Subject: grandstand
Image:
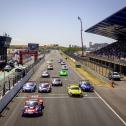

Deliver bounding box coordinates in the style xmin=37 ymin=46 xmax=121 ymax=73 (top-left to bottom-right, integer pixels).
xmin=85 ymin=6 xmax=126 ymax=74
xmin=92 ymin=41 xmax=126 ymax=63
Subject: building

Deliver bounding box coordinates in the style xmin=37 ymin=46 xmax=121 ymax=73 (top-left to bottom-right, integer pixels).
xmin=0 ymin=34 xmax=12 ymax=68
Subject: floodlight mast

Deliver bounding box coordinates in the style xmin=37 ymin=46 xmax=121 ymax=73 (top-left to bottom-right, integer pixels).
xmin=78 ymin=16 xmax=84 ymax=56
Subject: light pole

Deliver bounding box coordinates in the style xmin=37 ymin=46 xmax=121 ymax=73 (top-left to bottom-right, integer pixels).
xmin=78 ymin=16 xmax=84 ymax=56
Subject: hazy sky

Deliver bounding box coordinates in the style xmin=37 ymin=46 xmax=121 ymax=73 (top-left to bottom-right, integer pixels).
xmin=0 ymin=0 xmax=126 ymax=47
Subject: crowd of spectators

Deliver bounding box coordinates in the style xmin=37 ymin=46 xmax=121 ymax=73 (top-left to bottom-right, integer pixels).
xmin=91 ymin=41 xmax=126 ymax=63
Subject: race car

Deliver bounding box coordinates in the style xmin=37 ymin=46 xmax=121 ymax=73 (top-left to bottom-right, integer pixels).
xmin=47 ymin=64 xmax=53 ymax=70
xmin=108 ymin=71 xmax=121 ymax=80
xmin=79 ymin=80 xmax=94 ymax=92
xmin=22 ymin=81 xmax=37 ymax=92
xmin=67 ymin=84 xmax=83 ymax=97
xmin=61 ymin=61 xmax=66 ymax=65
xmin=59 ymin=70 xmax=68 ymax=76
xmin=61 ymin=65 xmax=68 ymax=70
xmin=38 ymin=81 xmax=52 ymax=93
xmin=22 ymin=95 xmax=44 ymax=117
xmin=58 ymin=59 xmax=63 ymax=63
xmin=41 ymin=70 xmax=50 ymax=78
xmin=51 ymin=77 xmax=62 ymax=86
xmin=47 ymin=60 xmax=53 ymax=65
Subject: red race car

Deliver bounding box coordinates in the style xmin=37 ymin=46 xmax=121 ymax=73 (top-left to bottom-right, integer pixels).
xmin=22 ymin=95 xmax=44 ymax=117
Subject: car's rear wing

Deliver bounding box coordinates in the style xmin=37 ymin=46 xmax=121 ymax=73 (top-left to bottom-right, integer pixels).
xmin=25 ymin=95 xmax=44 ymax=104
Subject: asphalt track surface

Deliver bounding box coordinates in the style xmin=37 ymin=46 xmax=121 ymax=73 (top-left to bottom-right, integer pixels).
xmin=0 ymin=50 xmax=125 ymax=126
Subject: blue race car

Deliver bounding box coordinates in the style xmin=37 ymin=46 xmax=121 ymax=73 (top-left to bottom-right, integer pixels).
xmin=79 ymin=80 xmax=94 ymax=92
xmin=22 ymin=81 xmax=37 ymax=92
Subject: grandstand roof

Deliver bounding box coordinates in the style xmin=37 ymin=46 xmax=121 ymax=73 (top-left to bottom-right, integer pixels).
xmin=85 ymin=7 xmax=126 ymax=40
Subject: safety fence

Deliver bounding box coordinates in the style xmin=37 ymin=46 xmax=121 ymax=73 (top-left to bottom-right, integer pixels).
xmin=0 ymin=55 xmax=45 ymax=113
xmin=63 ymin=52 xmax=111 ymax=83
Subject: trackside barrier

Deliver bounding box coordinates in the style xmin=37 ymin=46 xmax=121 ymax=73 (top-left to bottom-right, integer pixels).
xmin=0 ymin=55 xmax=45 ymax=113
xmin=62 ymin=52 xmax=110 ymax=84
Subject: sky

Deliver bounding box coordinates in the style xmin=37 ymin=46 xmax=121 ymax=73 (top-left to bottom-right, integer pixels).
xmin=0 ymin=0 xmax=126 ymax=47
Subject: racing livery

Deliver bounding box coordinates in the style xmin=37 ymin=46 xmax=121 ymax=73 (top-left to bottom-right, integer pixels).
xmin=59 ymin=70 xmax=68 ymax=76
xmin=52 ymin=77 xmax=62 ymax=86
xmin=41 ymin=70 xmax=50 ymax=78
xmin=79 ymin=80 xmax=94 ymax=92
xmin=67 ymin=84 xmax=83 ymax=97
xmin=38 ymin=81 xmax=52 ymax=93
xmin=22 ymin=95 xmax=44 ymax=117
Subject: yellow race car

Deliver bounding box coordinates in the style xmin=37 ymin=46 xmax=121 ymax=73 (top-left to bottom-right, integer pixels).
xmin=67 ymin=84 xmax=83 ymax=97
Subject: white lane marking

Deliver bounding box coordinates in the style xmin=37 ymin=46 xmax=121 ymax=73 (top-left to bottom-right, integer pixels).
xmin=16 ymin=96 xmax=69 ymax=99
xmin=83 ymin=96 xmax=99 ymax=99
xmin=95 ymin=91 xmax=126 ymax=126
xmin=0 ymin=95 xmax=2 ymax=100
xmin=46 ymin=94 xmax=67 ymax=95
xmin=66 ymin=58 xmax=126 ymax=126
xmin=41 ymin=96 xmax=69 ymax=99
xmin=16 ymin=96 xmax=99 ymax=99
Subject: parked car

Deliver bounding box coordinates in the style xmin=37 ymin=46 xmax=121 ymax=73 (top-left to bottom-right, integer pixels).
xmin=108 ymin=72 xmax=121 ymax=80
xmin=15 ymin=68 xmax=26 ymax=77
xmin=4 ymin=65 xmax=12 ymax=72
xmin=7 ymin=60 xmax=15 ymax=68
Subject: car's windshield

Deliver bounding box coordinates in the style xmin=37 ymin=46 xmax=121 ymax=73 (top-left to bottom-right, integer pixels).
xmin=71 ymin=87 xmax=79 ymax=90
xmin=54 ymin=79 xmax=60 ymax=81
xmin=82 ymin=83 xmax=91 ymax=86
xmin=26 ymin=83 xmax=34 ymax=87
xmin=15 ymin=69 xmax=22 ymax=72
xmin=62 ymin=70 xmax=66 ymax=73
xmin=40 ymin=84 xmax=49 ymax=88
xmin=113 ymin=73 xmax=119 ymax=75
xmin=26 ymin=101 xmax=38 ymax=107
xmin=82 ymin=82 xmax=91 ymax=86
xmin=43 ymin=71 xmax=48 ymax=74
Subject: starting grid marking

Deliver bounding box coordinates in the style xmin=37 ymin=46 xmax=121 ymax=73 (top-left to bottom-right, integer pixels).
xmin=16 ymin=94 xmax=99 ymax=99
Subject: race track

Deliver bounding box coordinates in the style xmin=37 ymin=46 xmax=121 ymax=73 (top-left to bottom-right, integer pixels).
xmin=0 ymin=50 xmax=125 ymax=126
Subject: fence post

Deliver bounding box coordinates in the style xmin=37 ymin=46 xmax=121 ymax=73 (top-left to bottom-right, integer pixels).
xmin=3 ymin=83 xmax=6 ymax=96
xmin=13 ymin=78 xmax=15 ymax=87
xmin=8 ymin=79 xmax=10 ymax=90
